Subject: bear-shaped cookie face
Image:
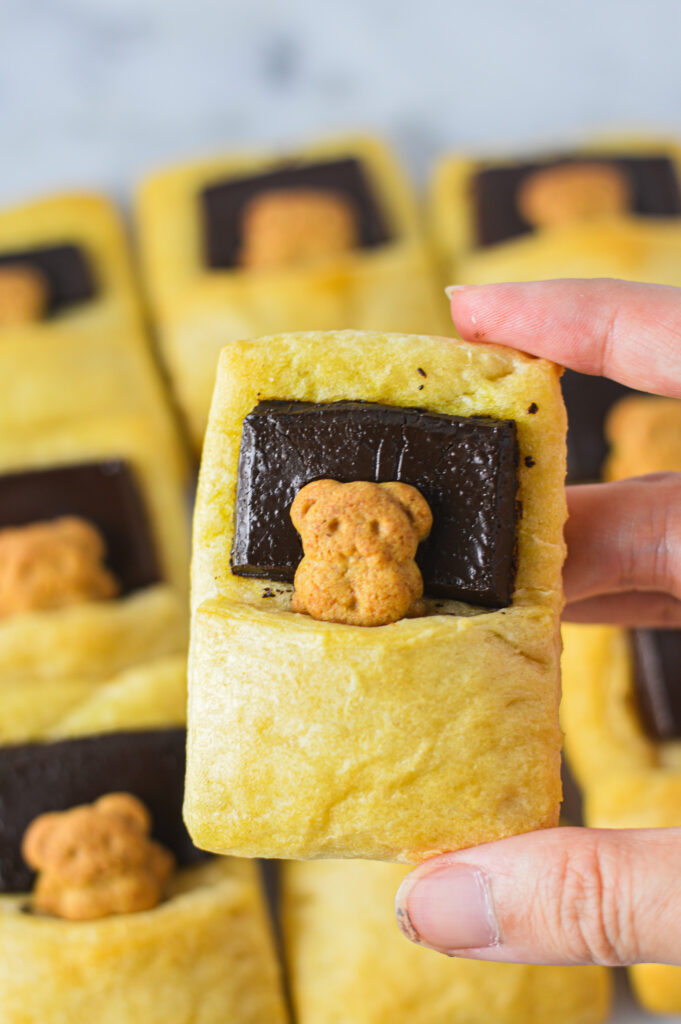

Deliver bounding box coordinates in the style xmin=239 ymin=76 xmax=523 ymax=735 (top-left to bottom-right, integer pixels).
xmin=517 ymin=161 xmax=631 ymax=229
xmin=238 ymin=188 xmax=358 ymax=269
xmin=290 ymin=479 xmax=432 ymax=627
xmin=0 ymin=265 xmax=47 ymax=326
xmin=0 ymin=515 xmax=120 ymax=619
xmin=22 ymin=793 xmax=175 ymax=921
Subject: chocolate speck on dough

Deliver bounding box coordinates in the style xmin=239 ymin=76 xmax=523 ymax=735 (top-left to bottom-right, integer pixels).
xmin=417 ymin=384 xmax=424 ymax=391
xmin=524 ymin=456 xmax=536 ymax=468
xmin=262 ymin=587 xmax=275 ymax=598
xmin=417 ymin=367 xmax=427 ymax=378
xmin=527 ymin=403 xmax=538 ymax=414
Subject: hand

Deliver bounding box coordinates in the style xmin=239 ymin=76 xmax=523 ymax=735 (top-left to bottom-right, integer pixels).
xmin=395 ymin=279 xmax=681 ymax=967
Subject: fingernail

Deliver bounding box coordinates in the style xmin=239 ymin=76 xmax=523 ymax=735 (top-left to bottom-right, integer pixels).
xmin=396 ymin=863 xmax=499 ymax=954
xmin=445 ymin=285 xmax=467 ymax=299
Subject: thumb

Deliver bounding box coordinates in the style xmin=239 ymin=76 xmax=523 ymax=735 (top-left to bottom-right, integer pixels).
xmin=395 ymin=827 xmax=681 ymax=966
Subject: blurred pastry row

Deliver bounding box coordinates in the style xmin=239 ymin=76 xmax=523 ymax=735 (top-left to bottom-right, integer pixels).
xmin=5 ymin=133 xmax=681 ymax=466
xmin=2 ymin=132 xmax=681 ymax=1021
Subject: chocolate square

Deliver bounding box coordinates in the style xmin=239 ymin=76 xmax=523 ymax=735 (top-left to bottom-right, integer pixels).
xmin=632 ymin=629 xmax=681 ymax=741
xmin=473 ymin=155 xmax=681 ymax=248
xmin=231 ymin=401 xmax=518 ymax=608
xmin=200 ymin=157 xmax=391 ymax=268
xmin=0 ymin=729 xmax=206 ymax=894
xmin=0 ymin=461 xmax=161 ymax=594
xmin=0 ymin=243 xmax=96 ymax=315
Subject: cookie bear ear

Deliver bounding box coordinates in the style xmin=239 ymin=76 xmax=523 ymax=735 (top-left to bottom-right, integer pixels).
xmin=95 ymin=793 xmax=151 ymax=835
xmin=380 ymin=483 xmax=433 ymax=541
xmin=22 ymin=812 xmax=63 ymax=871
xmin=290 ymin=479 xmax=340 ymax=532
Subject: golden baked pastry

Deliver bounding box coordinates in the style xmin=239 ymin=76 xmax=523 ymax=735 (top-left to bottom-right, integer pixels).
xmin=284 ymin=859 xmax=612 ymax=1024
xmin=185 ymin=329 xmax=567 ymax=862
xmin=0 ymin=192 xmax=186 ymax=480
xmin=0 ymin=858 xmax=287 ymax=1024
xmin=429 ymin=135 xmax=681 ymax=287
xmin=0 ymin=647 xmax=287 ymax=1022
xmin=136 ymin=135 xmax=449 ymax=450
xmin=0 ymin=411 xmax=190 ymax=741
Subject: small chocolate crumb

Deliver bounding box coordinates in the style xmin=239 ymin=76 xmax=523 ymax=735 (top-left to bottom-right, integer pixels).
xmin=417 ymin=367 xmax=427 ymax=378
xmin=524 ymin=456 xmax=536 ymax=468
xmin=417 ymin=384 xmax=424 ymax=391
xmin=527 ymin=403 xmax=538 ymax=414
xmin=262 ymin=587 xmax=275 ymax=598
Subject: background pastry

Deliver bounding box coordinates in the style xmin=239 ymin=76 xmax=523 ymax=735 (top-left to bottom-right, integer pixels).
xmin=136 ymin=136 xmax=449 ymax=450
xmin=0 ymin=193 xmax=187 ymax=481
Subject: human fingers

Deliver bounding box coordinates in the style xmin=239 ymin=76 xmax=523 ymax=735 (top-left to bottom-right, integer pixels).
xmin=448 ymin=279 xmax=681 ymax=398
xmin=396 ymin=826 xmax=681 ymax=966
xmin=563 ymin=475 xmax=681 ymax=616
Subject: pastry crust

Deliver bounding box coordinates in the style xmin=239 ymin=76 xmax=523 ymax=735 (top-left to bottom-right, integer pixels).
xmin=0 ymin=192 xmax=186 ymax=480
xmin=283 ymin=859 xmax=612 ymax=1024
xmin=0 ymin=858 xmax=287 ymax=1024
xmin=429 ymin=135 xmax=681 ymax=286
xmin=136 ymin=136 xmax=449 ymax=449
xmin=0 ymin=590 xmax=186 ymax=743
xmin=186 ymin=329 xmax=567 ymax=861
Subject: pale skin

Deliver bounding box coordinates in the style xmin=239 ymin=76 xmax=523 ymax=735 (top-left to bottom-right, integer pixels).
xmin=395 ymin=279 xmax=681 ymax=966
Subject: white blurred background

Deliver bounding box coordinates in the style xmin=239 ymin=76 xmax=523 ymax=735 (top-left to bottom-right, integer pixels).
xmin=3 ymin=0 xmax=681 ymax=204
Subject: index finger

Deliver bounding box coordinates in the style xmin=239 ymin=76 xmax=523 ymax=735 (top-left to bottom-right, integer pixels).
xmin=448 ymin=279 xmax=681 ymax=399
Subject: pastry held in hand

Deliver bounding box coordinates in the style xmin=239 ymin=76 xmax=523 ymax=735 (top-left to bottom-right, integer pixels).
xmin=290 ymin=479 xmax=432 ymax=626
xmin=22 ymin=793 xmax=175 ymax=921
xmin=186 ymin=330 xmax=567 ymax=862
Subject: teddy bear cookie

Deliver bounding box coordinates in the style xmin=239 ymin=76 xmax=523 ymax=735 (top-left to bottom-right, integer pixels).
xmin=23 ymin=793 xmax=175 ymax=921
xmin=0 ymin=517 xmax=119 ymax=619
xmin=136 ymin=136 xmax=448 ymax=449
xmin=290 ymin=479 xmax=432 ymax=626
xmin=0 ymin=265 xmax=47 ymax=326
xmin=185 ymin=328 xmax=567 ymax=863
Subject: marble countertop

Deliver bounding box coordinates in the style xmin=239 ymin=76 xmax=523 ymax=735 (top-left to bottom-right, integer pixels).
xmin=3 ymin=0 xmax=681 ymax=207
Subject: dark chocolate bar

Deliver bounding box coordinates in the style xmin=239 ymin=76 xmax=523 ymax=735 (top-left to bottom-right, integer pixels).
xmin=473 ymin=155 xmax=681 ymax=247
xmin=232 ymin=401 xmax=518 ymax=607
xmin=561 ymin=370 xmax=635 ymax=482
xmin=201 ymin=157 xmax=391 ymax=268
xmin=0 ymin=461 xmax=161 ymax=594
xmin=0 ymin=728 xmax=205 ymax=893
xmin=631 ymin=629 xmax=681 ymax=741
xmin=0 ymin=244 xmax=96 ymax=314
